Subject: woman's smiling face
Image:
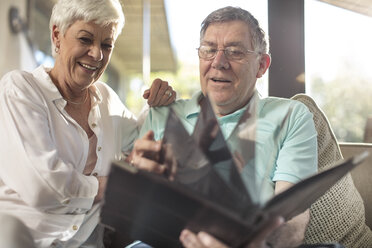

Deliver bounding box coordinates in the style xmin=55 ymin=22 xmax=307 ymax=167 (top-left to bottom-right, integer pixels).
xmin=52 ymin=20 xmax=116 ymax=90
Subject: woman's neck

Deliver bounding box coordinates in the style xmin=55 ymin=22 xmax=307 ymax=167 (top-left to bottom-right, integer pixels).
xmin=49 ymin=67 xmax=89 ymax=105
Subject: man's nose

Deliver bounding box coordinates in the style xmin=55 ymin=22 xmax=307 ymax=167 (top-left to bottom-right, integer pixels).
xmin=211 ymin=50 xmax=230 ymax=69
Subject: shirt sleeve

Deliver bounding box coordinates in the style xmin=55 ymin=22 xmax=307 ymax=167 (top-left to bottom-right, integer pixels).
xmin=0 ymin=71 xmax=98 ymax=213
xmin=121 ymin=105 xmax=140 ymax=152
xmin=272 ymin=101 xmax=318 ymax=183
xmin=138 ymin=108 xmax=153 ymax=139
xmin=138 ymin=107 xmax=169 ymax=141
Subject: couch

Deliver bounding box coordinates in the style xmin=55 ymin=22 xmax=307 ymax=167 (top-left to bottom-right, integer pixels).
xmin=339 ymin=142 xmax=372 ymax=229
xmin=292 ymin=94 xmax=372 ymax=247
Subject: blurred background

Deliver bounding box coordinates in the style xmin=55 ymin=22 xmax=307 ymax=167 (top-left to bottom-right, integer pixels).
xmin=1 ymin=0 xmax=372 ymax=142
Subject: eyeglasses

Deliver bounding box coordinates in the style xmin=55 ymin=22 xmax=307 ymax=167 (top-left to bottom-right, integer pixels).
xmin=197 ymin=45 xmax=258 ymax=61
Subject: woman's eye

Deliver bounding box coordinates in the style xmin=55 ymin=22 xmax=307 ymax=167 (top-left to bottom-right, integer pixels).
xmin=79 ymin=37 xmax=92 ymax=44
xmin=102 ymin=44 xmax=113 ymax=50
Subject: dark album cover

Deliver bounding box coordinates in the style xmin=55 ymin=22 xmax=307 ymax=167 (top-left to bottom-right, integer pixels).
xmin=101 ymin=96 xmax=368 ymax=248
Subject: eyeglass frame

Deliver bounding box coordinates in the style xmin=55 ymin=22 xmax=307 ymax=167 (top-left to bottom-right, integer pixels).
xmin=196 ymin=45 xmax=260 ymax=61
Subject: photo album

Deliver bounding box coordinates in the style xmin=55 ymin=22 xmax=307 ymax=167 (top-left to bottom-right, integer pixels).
xmin=101 ymin=96 xmax=368 ymax=248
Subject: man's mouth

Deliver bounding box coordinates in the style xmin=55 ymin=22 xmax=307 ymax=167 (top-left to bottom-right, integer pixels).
xmin=211 ymin=77 xmax=231 ymax=83
xmin=78 ymin=62 xmax=99 ymax=71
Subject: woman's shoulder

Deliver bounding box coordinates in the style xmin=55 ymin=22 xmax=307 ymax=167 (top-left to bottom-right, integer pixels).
xmin=2 ymin=65 xmax=48 ymax=87
xmin=0 ymin=69 xmax=40 ymax=95
xmin=1 ymin=69 xmax=32 ymax=84
xmin=1 ymin=66 xmax=56 ymax=107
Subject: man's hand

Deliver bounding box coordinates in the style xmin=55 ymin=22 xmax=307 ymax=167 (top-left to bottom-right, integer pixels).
xmin=179 ymin=216 xmax=284 ymax=248
xmin=130 ymin=130 xmax=166 ymax=174
xmin=130 ymin=130 xmax=178 ymax=180
xmin=143 ymin=78 xmax=176 ymax=107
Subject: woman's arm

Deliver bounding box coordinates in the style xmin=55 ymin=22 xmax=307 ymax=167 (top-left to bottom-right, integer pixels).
xmin=0 ymin=71 xmax=97 ymax=213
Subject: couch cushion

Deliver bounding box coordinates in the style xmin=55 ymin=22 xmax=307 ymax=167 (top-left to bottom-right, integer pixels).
xmin=291 ymin=94 xmax=372 ymax=247
xmin=339 ymin=142 xmax=372 ymax=229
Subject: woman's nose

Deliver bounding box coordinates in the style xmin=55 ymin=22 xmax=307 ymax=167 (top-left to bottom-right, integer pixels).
xmin=89 ymin=45 xmax=103 ymax=61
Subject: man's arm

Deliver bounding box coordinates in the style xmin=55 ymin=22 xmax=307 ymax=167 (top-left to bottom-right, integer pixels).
xmin=176 ymin=181 xmax=309 ymax=248
xmin=131 ymin=133 xmax=290 ymax=248
xmin=266 ymin=181 xmax=310 ymax=248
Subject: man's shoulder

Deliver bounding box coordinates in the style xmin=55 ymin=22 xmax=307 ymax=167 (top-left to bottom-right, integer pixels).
xmin=149 ymin=97 xmax=194 ymax=117
xmin=260 ymin=96 xmax=301 ymax=106
xmin=140 ymin=97 xmax=197 ymax=140
xmin=259 ymin=96 xmax=309 ymax=115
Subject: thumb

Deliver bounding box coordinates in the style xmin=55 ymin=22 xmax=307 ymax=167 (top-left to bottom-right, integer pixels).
xmin=143 ymin=130 xmax=155 ymax=141
xmin=143 ymin=89 xmax=150 ymax=99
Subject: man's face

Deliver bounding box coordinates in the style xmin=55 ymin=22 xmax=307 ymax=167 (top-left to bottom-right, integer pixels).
xmin=199 ymin=20 xmax=270 ymax=116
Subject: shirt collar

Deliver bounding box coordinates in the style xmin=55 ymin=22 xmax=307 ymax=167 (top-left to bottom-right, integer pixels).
xmin=185 ymin=91 xmax=203 ymax=119
xmin=32 ymin=65 xmax=62 ymax=103
xmin=89 ymin=84 xmax=102 ymax=105
xmin=185 ymin=90 xmax=262 ymax=120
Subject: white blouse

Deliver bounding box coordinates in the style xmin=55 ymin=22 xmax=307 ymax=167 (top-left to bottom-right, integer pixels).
xmin=0 ymin=65 xmax=138 ymax=247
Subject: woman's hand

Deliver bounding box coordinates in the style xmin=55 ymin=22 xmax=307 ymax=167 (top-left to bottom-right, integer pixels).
xmin=93 ymin=176 xmax=107 ymax=204
xmin=143 ymin=78 xmax=176 ymax=107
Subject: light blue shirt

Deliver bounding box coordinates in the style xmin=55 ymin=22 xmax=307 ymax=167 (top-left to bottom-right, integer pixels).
xmin=139 ymin=91 xmax=318 ymax=203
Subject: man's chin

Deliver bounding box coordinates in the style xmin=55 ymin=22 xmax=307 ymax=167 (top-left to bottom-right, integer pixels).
xmin=208 ymin=95 xmax=232 ymax=107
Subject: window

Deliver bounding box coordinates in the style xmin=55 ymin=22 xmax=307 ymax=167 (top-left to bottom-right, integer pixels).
xmin=305 ymin=0 xmax=372 ymax=142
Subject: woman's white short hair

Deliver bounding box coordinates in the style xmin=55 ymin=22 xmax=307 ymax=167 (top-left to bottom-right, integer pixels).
xmin=49 ymin=0 xmax=125 ymax=57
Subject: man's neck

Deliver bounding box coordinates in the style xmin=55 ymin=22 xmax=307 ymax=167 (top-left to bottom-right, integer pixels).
xmin=214 ymin=93 xmax=256 ymax=117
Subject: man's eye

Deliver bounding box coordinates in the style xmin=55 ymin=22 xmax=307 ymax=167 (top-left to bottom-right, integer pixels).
xmin=204 ymin=48 xmax=216 ymax=54
xmin=228 ymin=49 xmax=244 ymax=56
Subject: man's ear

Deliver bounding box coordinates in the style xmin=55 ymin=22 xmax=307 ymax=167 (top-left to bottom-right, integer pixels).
xmin=256 ymin=54 xmax=271 ymax=78
xmin=51 ymin=25 xmax=60 ymax=49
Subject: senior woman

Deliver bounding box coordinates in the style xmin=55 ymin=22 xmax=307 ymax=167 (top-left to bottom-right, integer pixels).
xmin=0 ymin=0 xmax=175 ymax=247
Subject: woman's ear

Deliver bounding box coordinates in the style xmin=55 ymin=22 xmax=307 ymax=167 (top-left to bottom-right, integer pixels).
xmin=51 ymin=25 xmax=60 ymax=49
xmin=256 ymin=54 xmax=271 ymax=78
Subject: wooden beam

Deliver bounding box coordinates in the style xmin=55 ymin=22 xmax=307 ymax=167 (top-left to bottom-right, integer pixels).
xmin=268 ymin=0 xmax=305 ymax=98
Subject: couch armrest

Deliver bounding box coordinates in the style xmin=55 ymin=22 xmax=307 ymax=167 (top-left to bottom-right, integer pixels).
xmin=339 ymin=142 xmax=372 ymax=229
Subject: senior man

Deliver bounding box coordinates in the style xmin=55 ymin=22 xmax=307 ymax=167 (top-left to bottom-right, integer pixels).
xmin=131 ymin=6 xmax=318 ymax=248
